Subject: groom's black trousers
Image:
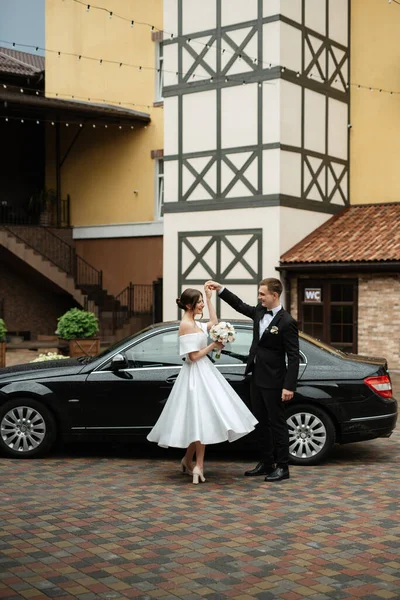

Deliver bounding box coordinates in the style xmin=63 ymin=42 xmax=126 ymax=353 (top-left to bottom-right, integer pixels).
xmin=250 ymin=375 xmax=289 ymax=468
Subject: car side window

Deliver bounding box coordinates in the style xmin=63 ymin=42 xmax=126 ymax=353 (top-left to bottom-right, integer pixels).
xmin=124 ymin=330 xmax=182 ymax=368
xmin=215 ymin=328 xmax=253 ymax=365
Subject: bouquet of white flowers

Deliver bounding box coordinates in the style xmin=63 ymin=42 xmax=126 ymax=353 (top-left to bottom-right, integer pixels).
xmin=209 ymin=321 xmax=236 ymax=359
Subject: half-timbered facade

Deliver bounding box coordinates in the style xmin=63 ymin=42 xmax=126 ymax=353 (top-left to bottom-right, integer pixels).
xmin=162 ymin=0 xmax=350 ymax=317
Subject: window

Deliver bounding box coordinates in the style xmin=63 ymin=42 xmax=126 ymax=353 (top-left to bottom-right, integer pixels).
xmin=125 ymin=330 xmax=182 ymax=368
xmin=155 ymin=41 xmax=164 ymax=101
xmin=298 ymin=280 xmax=358 ymax=353
xmin=214 ymin=328 xmax=253 ymax=365
xmin=156 ymin=158 xmax=164 ymax=219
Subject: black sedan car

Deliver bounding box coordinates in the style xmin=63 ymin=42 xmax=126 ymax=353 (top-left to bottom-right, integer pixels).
xmin=0 ymin=321 xmax=397 ymax=465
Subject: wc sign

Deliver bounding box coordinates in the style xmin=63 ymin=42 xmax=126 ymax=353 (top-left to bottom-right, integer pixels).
xmin=304 ymin=288 xmax=322 ymax=303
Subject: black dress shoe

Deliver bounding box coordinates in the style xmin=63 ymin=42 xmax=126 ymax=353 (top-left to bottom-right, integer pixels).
xmin=244 ymin=462 xmax=275 ymax=477
xmin=264 ymin=467 xmax=290 ymax=482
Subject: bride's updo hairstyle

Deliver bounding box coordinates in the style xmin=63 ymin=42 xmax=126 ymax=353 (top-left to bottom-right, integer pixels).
xmin=176 ymin=288 xmax=202 ymax=312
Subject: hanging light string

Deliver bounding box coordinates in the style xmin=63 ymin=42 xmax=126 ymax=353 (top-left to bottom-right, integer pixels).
xmin=0 ymin=82 xmax=154 ymax=111
xmin=0 ymin=39 xmax=278 ymax=86
xmin=388 ymin=0 xmax=400 ymax=6
xmin=2 ymin=114 xmax=146 ymax=129
xmin=2 ymin=37 xmax=397 ymax=97
xmin=68 ymin=0 xmax=338 ymax=81
xmin=71 ymin=0 xmax=159 ymax=30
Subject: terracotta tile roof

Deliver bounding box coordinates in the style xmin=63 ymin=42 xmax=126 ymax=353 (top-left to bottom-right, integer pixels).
xmin=0 ymin=47 xmax=45 ymax=76
xmin=280 ymin=203 xmax=400 ymax=264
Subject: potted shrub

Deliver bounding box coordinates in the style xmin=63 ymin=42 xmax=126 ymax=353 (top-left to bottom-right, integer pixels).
xmin=0 ymin=318 xmax=7 ymax=368
xmin=56 ymin=308 xmax=100 ymax=358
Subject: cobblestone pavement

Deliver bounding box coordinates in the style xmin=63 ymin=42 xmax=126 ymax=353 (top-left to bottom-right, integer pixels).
xmin=1 ymin=352 xmax=399 ymax=600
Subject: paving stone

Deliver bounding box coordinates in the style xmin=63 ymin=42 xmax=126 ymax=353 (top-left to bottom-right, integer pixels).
xmin=0 ymin=425 xmax=399 ymax=600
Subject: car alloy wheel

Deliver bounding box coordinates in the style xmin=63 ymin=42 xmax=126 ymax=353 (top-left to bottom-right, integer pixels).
xmin=286 ymin=404 xmax=335 ymax=465
xmin=0 ymin=399 xmax=56 ymax=458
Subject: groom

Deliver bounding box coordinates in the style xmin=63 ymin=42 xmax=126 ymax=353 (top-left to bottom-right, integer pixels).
xmin=206 ymin=278 xmax=299 ymax=482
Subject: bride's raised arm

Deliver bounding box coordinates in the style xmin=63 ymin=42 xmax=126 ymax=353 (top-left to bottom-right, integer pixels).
xmin=204 ymin=283 xmax=218 ymax=331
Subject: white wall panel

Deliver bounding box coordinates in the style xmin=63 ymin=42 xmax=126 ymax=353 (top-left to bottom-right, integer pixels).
xmin=280 ymin=0 xmax=302 ymax=23
xmin=280 ymin=80 xmax=301 ymax=146
xmin=262 ymin=149 xmax=280 ymax=194
xmin=164 ymin=161 xmax=179 ymax=204
xmin=262 ymin=22 xmax=280 ymax=69
xmin=280 ymin=151 xmax=301 ymax=197
xmin=182 ymin=0 xmax=216 ymax=35
xmin=182 ymin=90 xmax=217 ymax=153
xmin=279 ymin=207 xmax=330 ymax=254
xmin=221 ymin=0 xmax=257 ymax=27
xmin=304 ymin=89 xmax=326 ymax=154
xmin=163 ymin=0 xmax=178 ymax=37
xmin=328 ymin=99 xmax=348 ymax=160
xmin=262 ymin=80 xmax=280 ymax=144
xmin=305 ymin=0 xmax=326 ymax=36
xmin=221 ymin=84 xmax=258 ymax=149
xmin=164 ymin=97 xmax=178 ymax=156
xmin=280 ymin=23 xmax=302 ymax=72
xmin=263 ymin=0 xmax=301 ymax=22
xmin=163 ymin=44 xmax=179 ymax=87
xmin=329 ymin=0 xmax=348 ymax=46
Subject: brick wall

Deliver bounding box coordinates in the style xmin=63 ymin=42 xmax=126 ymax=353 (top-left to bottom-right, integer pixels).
xmin=358 ymin=274 xmax=400 ymax=369
xmin=0 ymin=262 xmax=77 ymax=339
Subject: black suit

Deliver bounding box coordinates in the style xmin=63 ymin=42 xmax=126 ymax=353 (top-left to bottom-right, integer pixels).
xmin=220 ymin=288 xmax=300 ymax=467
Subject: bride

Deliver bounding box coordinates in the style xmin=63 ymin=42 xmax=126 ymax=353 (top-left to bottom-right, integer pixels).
xmin=147 ymin=283 xmax=258 ymax=484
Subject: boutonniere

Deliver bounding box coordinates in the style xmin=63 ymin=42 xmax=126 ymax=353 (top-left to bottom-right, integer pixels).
xmin=270 ymin=326 xmax=279 ymax=335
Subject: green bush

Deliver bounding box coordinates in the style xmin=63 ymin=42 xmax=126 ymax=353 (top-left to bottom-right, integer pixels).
xmin=56 ymin=308 xmax=99 ymax=340
xmin=0 ymin=319 xmax=7 ymax=342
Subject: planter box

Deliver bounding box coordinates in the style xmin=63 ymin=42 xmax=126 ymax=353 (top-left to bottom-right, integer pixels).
xmin=0 ymin=341 xmax=6 ymax=368
xmin=66 ymin=338 xmax=100 ymax=358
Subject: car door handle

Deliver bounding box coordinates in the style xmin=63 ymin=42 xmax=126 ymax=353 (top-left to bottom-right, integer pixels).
xmin=165 ymin=375 xmax=178 ymax=384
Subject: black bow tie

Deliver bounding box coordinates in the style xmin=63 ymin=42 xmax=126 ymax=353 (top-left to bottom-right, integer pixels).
xmin=262 ymin=308 xmax=273 ymax=316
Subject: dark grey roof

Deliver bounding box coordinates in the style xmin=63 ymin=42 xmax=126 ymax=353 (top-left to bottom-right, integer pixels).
xmin=0 ymin=89 xmax=150 ymax=123
xmin=0 ymin=47 xmax=45 ymax=76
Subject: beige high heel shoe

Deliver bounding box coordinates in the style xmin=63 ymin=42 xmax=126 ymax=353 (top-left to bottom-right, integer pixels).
xmin=180 ymin=457 xmax=193 ymax=475
xmin=192 ymin=466 xmax=206 ymax=484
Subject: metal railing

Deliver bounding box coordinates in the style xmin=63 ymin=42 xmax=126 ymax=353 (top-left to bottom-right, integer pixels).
xmin=113 ymin=282 xmax=153 ymax=332
xmin=0 ymin=205 xmax=34 ymax=225
xmin=2 ymin=225 xmax=102 ymax=287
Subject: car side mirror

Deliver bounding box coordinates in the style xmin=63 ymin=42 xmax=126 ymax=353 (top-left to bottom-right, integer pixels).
xmin=110 ymin=353 xmax=128 ymax=371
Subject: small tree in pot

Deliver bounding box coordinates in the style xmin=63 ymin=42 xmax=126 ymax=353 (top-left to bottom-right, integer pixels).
xmin=0 ymin=319 xmax=7 ymax=368
xmin=56 ymin=308 xmax=100 ymax=357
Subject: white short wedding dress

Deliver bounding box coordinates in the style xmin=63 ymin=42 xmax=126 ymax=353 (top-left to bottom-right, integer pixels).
xmin=147 ymin=321 xmax=258 ymax=448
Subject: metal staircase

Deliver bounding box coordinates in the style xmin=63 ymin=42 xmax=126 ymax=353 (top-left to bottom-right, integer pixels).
xmin=0 ymin=225 xmax=156 ymax=339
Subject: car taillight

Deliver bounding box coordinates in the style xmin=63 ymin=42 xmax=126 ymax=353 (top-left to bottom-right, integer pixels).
xmin=364 ymin=375 xmax=392 ymax=398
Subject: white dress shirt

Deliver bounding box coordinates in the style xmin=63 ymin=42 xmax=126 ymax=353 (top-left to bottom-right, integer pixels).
xmin=218 ymin=287 xmax=281 ymax=339
xmin=259 ymin=305 xmax=282 ymax=338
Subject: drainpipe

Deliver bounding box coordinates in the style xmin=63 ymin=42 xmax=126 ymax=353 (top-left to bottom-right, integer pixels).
xmin=283 ymin=269 xmax=292 ymax=315
xmin=55 ymin=122 xmax=61 ymax=227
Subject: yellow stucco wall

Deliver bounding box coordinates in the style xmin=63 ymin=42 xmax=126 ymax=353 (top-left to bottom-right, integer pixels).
xmin=45 ymin=0 xmax=163 ymax=225
xmin=350 ymin=0 xmax=400 ymax=204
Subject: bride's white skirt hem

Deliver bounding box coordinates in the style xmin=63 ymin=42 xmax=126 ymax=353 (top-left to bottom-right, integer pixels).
xmin=147 ymin=426 xmax=256 ymax=449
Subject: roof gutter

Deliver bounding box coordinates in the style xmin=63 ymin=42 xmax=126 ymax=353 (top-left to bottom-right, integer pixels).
xmin=277 ymin=262 xmax=400 ymax=273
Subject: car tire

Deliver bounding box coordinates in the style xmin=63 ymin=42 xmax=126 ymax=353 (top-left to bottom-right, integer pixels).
xmin=0 ymin=398 xmax=57 ymax=458
xmin=285 ymin=403 xmax=336 ymax=466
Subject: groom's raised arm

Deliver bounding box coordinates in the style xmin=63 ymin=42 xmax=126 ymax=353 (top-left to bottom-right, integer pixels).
xmin=206 ymin=281 xmax=256 ymax=320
